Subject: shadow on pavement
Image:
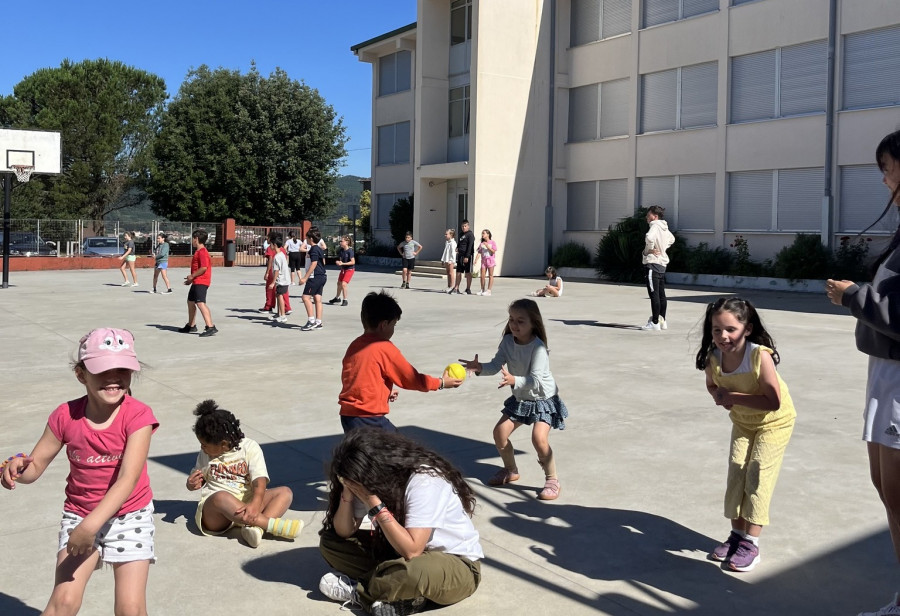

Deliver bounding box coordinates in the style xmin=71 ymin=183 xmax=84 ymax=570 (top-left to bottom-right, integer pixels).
xmin=0 ymin=594 xmax=40 ymax=615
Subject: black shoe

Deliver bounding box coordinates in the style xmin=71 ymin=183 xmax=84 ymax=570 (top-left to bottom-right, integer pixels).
xmin=327 ymin=297 xmax=340 ymax=304
xmin=178 ymin=323 xmax=198 ymax=334
xmin=165 ymin=288 xmax=173 ymax=294
xmin=465 ymin=288 xmax=472 ymax=295
xmin=341 ymin=300 xmax=348 ymax=306
xmin=198 ymin=325 xmax=218 ymax=337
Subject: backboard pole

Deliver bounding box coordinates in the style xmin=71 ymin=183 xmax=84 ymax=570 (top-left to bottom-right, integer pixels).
xmin=2 ymin=172 xmax=10 ymax=288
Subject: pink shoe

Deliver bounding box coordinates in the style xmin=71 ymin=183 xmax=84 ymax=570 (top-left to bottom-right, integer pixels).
xmin=537 ymin=478 xmax=560 ymax=500
xmin=487 ymin=468 xmax=520 ymax=486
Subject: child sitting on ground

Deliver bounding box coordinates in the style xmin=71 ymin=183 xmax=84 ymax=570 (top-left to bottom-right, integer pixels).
xmin=186 ymin=399 xmax=303 ymax=547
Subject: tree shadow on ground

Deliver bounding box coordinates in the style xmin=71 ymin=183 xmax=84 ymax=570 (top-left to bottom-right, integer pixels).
xmin=550 ymin=319 xmax=643 ymax=330
xmin=668 ymin=289 xmax=846 ymax=316
xmin=0 ymin=593 xmax=40 ymax=615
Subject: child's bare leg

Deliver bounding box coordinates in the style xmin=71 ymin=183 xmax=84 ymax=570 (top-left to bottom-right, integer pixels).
xmin=128 ymin=261 xmax=138 ymax=284
xmin=314 ymin=295 xmax=323 ymax=320
xmin=488 ymin=267 xmax=495 ymax=290
xmin=160 ymin=269 xmax=171 ymax=289
xmin=732 ymin=518 xmax=762 ymax=538
xmin=869 ymin=442 xmax=900 ymax=561
xmin=341 ymin=280 xmax=349 ymax=299
xmin=277 ymin=294 xmax=285 ymax=317
xmin=119 ymin=261 xmax=128 ymax=282
xmin=112 ymin=560 xmax=150 ymax=616
xmin=45 ymin=549 xmax=101 ymax=616
xmin=302 ymin=294 xmax=313 ymax=319
xmin=480 ymin=269 xmax=486 ymax=292
xmin=200 ymin=491 xmax=248 ymax=532
xmin=259 ymin=486 xmax=294 ymax=522
xmin=153 ymin=269 xmax=160 ymax=290
xmin=187 ymin=301 xmax=197 ymax=326
xmin=196 ymin=302 xmax=213 ymax=327
xmin=333 ymin=279 xmax=342 ymax=299
xmin=547 ymin=286 xmax=560 ymax=297
xmin=493 ymin=416 xmax=520 ymax=471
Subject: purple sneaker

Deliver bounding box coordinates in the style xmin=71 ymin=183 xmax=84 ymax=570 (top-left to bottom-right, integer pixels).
xmin=710 ymin=531 xmax=741 ymax=562
xmin=727 ymin=539 xmax=760 ymax=572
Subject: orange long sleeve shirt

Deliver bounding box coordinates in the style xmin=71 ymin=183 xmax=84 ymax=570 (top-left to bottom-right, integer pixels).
xmin=339 ymin=333 xmax=441 ymax=417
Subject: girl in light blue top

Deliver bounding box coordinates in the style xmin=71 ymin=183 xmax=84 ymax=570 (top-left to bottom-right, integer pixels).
xmin=461 ymin=298 xmax=568 ymax=500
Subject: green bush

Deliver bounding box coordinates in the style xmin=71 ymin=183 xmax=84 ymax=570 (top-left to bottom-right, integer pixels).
xmin=595 ymin=208 xmax=651 ymax=283
xmin=363 ymin=240 xmax=397 ymax=258
xmin=550 ymin=241 xmax=592 ymax=268
xmin=684 ymin=242 xmax=733 ymax=275
xmin=832 ymin=235 xmax=872 ymax=281
xmin=388 ymin=195 xmax=414 ymax=246
xmin=772 ymin=233 xmax=833 ymax=281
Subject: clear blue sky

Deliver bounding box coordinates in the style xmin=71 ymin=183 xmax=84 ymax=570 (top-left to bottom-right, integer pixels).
xmin=0 ymin=0 xmax=417 ymax=178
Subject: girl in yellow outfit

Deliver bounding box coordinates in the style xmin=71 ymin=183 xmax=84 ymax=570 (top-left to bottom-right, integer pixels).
xmin=695 ymin=297 xmax=796 ymax=572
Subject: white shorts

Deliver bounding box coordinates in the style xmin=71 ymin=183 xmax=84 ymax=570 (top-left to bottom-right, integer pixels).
xmin=58 ymin=502 xmax=156 ymax=565
xmin=863 ymin=356 xmax=900 ymax=449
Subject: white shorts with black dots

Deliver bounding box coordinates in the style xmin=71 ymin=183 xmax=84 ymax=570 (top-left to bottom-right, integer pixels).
xmin=58 ymin=502 xmax=156 ymax=565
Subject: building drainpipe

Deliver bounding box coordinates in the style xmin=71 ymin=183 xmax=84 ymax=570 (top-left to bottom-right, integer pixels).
xmin=545 ymin=0 xmax=557 ymax=266
xmin=822 ymin=0 xmax=837 ymax=249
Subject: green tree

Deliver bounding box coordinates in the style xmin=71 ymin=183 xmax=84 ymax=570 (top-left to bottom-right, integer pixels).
xmin=389 ymin=194 xmax=414 ymax=245
xmin=358 ymin=189 xmax=372 ymax=242
xmin=148 ymin=64 xmax=347 ymax=224
xmin=1 ymin=59 xmax=166 ymax=220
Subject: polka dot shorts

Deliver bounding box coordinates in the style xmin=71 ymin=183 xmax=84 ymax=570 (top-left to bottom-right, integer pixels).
xmin=58 ymin=502 xmax=156 ymax=565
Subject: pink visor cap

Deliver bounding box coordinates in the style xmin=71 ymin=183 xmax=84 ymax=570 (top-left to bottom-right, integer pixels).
xmin=78 ymin=328 xmax=141 ymax=374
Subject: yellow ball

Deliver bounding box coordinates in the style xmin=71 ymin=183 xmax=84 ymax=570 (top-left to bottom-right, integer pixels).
xmin=445 ymin=363 xmax=467 ymax=380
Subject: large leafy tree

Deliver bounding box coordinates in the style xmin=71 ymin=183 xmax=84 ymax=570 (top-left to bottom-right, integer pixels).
xmin=0 ymin=59 xmax=166 ymax=220
xmin=149 ymin=64 xmax=347 ymax=224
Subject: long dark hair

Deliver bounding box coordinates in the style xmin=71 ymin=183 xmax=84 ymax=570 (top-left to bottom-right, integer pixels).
xmin=503 ymin=298 xmax=548 ymax=347
xmin=695 ymin=297 xmax=779 ymax=370
xmin=322 ymin=429 xmax=476 ymax=532
xmin=868 ymin=130 xmax=900 ymax=273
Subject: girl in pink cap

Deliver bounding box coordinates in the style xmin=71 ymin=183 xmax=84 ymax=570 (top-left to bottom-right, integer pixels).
xmin=1 ymin=328 xmax=159 ymax=615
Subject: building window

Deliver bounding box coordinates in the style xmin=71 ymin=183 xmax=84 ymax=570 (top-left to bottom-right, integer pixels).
xmin=730 ymin=40 xmax=826 ymax=123
xmin=638 ymin=174 xmax=715 ymax=231
xmin=379 ymin=51 xmax=412 ymax=97
xmin=566 ymin=179 xmax=627 ymax=231
xmin=640 ymin=62 xmax=717 ymax=133
xmin=377 ymin=122 xmax=411 ymax=166
xmin=642 ymin=0 xmax=718 ymax=29
xmin=732 ymin=0 xmax=762 ymax=5
xmin=843 ymin=25 xmax=900 ymax=111
xmin=570 ymin=0 xmax=632 ymax=47
xmin=840 ymin=165 xmax=896 ymax=233
xmin=449 ymin=85 xmax=470 ymax=138
xmin=451 ymin=0 xmax=473 ymax=45
xmin=728 ymin=168 xmax=823 ymax=231
xmin=376 ymin=192 xmax=409 ymax=229
xmin=568 ymin=78 xmax=630 ymax=142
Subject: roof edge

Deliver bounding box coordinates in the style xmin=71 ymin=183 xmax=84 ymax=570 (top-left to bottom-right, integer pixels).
xmin=351 ymin=22 xmax=417 ymax=54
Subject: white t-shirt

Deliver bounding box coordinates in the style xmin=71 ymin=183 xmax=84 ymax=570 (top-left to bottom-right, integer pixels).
xmin=403 ymin=472 xmax=483 ymax=561
xmin=193 ymin=437 xmax=268 ymax=502
xmin=272 ymin=251 xmax=290 ymax=286
xmin=285 ymin=238 xmax=302 ymax=253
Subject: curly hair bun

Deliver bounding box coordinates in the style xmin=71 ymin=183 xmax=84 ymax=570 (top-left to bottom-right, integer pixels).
xmin=194 ymin=399 xmax=220 ymax=417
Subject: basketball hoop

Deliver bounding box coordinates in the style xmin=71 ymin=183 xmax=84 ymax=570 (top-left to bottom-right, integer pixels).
xmin=10 ymin=165 xmax=34 ymax=183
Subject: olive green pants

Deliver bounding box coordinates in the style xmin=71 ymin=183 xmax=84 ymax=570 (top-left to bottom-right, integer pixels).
xmin=319 ymin=529 xmax=481 ymax=607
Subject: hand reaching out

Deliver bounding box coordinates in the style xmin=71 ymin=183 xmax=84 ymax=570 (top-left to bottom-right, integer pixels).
xmin=498 ymin=365 xmax=515 ymax=388
xmin=460 ymin=354 xmax=481 ymax=375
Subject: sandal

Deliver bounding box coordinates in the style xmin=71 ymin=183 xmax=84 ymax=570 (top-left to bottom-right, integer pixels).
xmin=537 ymin=478 xmax=560 ymax=500
xmin=487 ymin=468 xmax=520 ymax=486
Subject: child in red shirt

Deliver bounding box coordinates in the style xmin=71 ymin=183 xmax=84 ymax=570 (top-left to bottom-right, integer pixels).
xmin=180 ymin=228 xmax=218 ymax=337
xmin=338 ymin=291 xmax=464 ymax=432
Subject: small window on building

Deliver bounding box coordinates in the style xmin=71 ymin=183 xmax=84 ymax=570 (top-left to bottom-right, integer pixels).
xmin=638 ymin=174 xmax=715 ymax=231
xmin=449 ymin=85 xmax=471 ymax=138
xmin=570 ymin=0 xmax=632 ymax=46
xmin=843 ymin=25 xmax=900 ymax=111
xmin=376 ymin=192 xmax=409 ymax=229
xmin=840 ymin=165 xmax=896 ymax=233
xmin=728 ymin=168 xmax=823 ymax=232
xmin=379 ymin=51 xmax=412 ymax=97
xmin=377 ymin=122 xmax=411 ymax=166
xmin=642 ymin=0 xmax=717 ymax=29
xmin=567 ymin=181 xmax=597 ymax=230
xmin=640 ymin=62 xmax=716 ymax=133
xmin=451 ymin=0 xmax=473 ymax=45
xmin=568 ymin=79 xmax=630 ymax=142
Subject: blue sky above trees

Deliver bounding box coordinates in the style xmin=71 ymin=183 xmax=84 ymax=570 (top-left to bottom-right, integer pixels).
xmin=0 ymin=0 xmax=416 ymax=178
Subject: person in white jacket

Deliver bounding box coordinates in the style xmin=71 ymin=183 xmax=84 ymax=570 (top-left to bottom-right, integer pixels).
xmin=641 ymin=206 xmax=676 ymax=331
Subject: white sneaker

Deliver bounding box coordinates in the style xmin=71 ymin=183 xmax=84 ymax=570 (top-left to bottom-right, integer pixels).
xmin=659 ymin=316 xmax=668 ymax=330
xmin=640 ymin=320 xmax=661 ymax=331
xmin=274 ymin=316 xmax=287 ymax=323
xmin=483 ymin=290 xmax=491 ymax=296
xmin=241 ymin=526 xmax=263 ymax=548
xmin=858 ymin=594 xmax=900 ymax=616
xmin=131 ymin=282 xmax=138 ymax=287
xmin=120 ymin=282 xmax=131 ymax=287
xmin=319 ymin=572 xmax=359 ymax=606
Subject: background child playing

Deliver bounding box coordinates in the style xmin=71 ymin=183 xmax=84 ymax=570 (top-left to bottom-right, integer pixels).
xmin=695 ymin=297 xmax=796 ymax=572
xmin=1 ymin=328 xmax=158 ymax=615
xmin=299 ymin=227 xmax=327 ymax=331
xmin=328 ymin=235 xmax=356 ymax=306
xmin=397 ymin=232 xmax=422 ymax=289
xmin=186 ymin=399 xmax=302 ymax=548
xmin=532 ymin=266 xmax=564 ymax=297
xmin=474 ymin=229 xmax=498 ymax=296
xmin=461 ymin=298 xmax=568 ymax=500
xmin=268 ymin=233 xmax=291 ymax=323
xmin=260 ymin=231 xmax=293 ymax=316
xmin=119 ymin=230 xmax=138 ymax=287
xmin=153 ymin=232 xmax=172 ymax=294
xmin=441 ymin=229 xmax=457 ymax=293
xmin=338 ymin=291 xmax=463 ymax=433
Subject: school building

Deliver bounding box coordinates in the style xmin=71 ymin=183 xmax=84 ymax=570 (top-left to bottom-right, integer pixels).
xmin=351 ymin=0 xmax=900 ymax=275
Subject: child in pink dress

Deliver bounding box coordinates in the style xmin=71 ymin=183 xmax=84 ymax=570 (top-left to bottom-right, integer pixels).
xmin=475 ymin=229 xmax=498 ymax=296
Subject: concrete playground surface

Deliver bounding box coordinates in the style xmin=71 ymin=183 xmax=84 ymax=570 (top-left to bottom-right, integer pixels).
xmin=0 ymin=265 xmax=893 ymax=616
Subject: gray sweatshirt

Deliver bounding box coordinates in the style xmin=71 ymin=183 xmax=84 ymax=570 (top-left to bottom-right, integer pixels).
xmin=479 ymin=334 xmax=557 ymax=401
xmin=842 ymin=243 xmax=900 ymax=361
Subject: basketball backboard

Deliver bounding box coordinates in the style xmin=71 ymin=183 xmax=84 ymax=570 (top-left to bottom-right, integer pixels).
xmin=0 ymin=128 xmax=62 ymax=176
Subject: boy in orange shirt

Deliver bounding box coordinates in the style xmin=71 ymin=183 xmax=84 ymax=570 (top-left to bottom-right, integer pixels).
xmin=338 ymin=291 xmax=464 ymax=432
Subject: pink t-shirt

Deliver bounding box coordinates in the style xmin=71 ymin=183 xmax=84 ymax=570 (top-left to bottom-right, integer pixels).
xmin=48 ymin=395 xmax=159 ymax=517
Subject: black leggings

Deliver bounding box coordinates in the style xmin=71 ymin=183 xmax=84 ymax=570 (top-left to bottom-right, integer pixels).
xmin=645 ymin=266 xmax=667 ymax=324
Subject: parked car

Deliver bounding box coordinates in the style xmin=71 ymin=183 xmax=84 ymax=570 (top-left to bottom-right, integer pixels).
xmin=0 ymin=232 xmax=58 ymax=257
xmin=82 ymin=237 xmax=124 ymax=257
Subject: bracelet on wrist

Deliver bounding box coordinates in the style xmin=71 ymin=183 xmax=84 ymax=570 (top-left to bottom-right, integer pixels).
xmin=1 ymin=453 xmax=26 ymax=470
xmin=367 ymin=502 xmax=386 ymax=517
xmin=438 ymin=377 xmax=445 ymax=390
